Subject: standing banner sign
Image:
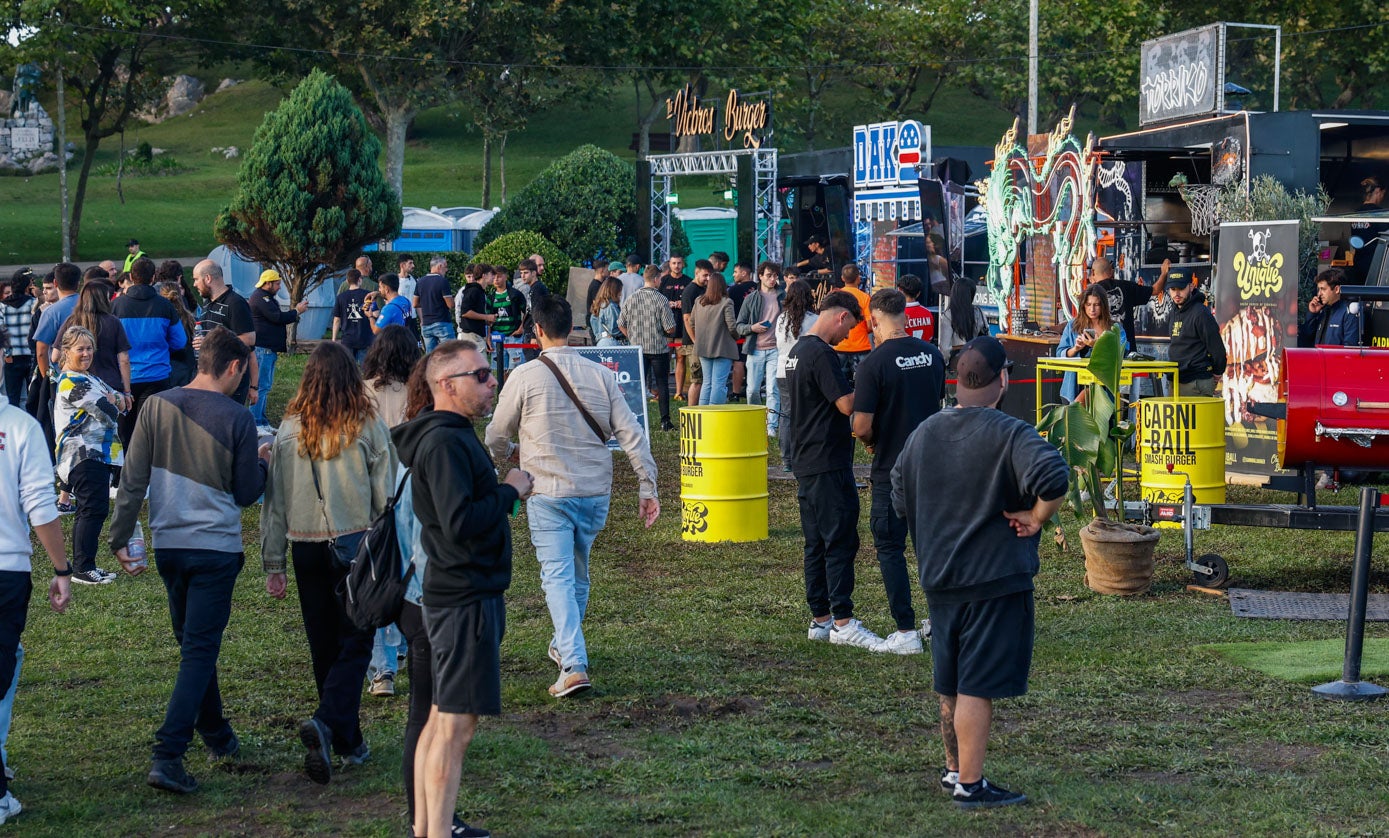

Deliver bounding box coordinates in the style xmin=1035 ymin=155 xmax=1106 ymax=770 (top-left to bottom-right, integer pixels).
xmin=1213 ymin=219 xmax=1300 ymax=476
xmin=573 ymin=346 xmax=649 ymax=447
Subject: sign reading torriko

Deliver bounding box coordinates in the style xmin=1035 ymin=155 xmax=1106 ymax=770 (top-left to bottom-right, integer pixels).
xmin=1139 ymin=24 xmax=1221 ymax=126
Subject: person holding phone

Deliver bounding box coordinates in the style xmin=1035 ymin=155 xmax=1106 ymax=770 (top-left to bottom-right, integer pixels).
xmin=735 ymin=261 xmax=785 ymax=430
xmin=1055 ymin=284 xmax=1129 ymax=402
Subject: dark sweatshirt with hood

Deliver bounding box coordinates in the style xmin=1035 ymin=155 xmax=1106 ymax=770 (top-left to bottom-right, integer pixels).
xmin=1167 ymin=289 xmax=1227 ymax=382
xmin=392 ymin=409 xmax=519 ymax=607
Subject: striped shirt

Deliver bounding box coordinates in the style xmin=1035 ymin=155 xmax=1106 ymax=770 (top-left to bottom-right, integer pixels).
xmin=616 ymin=286 xmax=675 ymax=356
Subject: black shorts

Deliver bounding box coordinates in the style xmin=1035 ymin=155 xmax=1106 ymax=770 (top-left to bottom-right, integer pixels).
xmin=927 ymin=590 xmax=1034 ymax=699
xmin=423 ymin=597 xmax=506 ymax=716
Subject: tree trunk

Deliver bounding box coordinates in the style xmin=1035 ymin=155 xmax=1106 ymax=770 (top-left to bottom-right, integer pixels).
xmin=498 ymin=132 xmax=508 ymax=203
xmin=383 ymin=106 xmax=414 ymax=198
xmin=68 ymin=130 xmax=103 ymax=261
xmin=481 ymin=133 xmax=492 ymax=207
xmin=638 ymin=80 xmax=668 ymax=161
xmin=58 ymin=61 xmax=70 ymax=262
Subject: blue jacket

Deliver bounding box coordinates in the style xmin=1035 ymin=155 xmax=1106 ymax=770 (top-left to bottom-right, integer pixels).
xmin=111 ymin=284 xmax=187 ymax=384
xmin=1297 ymin=298 xmax=1360 ymax=347
xmin=1055 ymin=320 xmax=1129 ymax=402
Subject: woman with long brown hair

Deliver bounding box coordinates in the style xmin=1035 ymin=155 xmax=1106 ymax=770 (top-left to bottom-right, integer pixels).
xmin=691 ymin=272 xmax=739 ymax=404
xmin=1056 ymin=283 xmax=1130 ymax=401
xmin=156 ymin=281 xmax=197 ymax=387
xmin=587 ymin=276 xmax=625 ymax=347
xmin=261 ymin=341 xmax=396 ymax=786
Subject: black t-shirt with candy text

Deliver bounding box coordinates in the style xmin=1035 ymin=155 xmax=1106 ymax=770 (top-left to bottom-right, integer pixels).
xmin=853 ymin=336 xmax=946 ymax=482
xmin=785 ymin=334 xmax=853 ymax=477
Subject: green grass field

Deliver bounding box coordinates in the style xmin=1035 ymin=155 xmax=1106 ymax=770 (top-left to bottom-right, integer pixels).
xmin=0 ymin=77 xmax=1022 ymax=266
xmin=6 ymin=353 xmax=1389 ymax=835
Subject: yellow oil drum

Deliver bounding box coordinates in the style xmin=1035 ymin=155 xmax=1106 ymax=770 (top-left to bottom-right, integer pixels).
xmin=680 ymin=405 xmax=768 ymax=542
xmin=1137 ymin=396 xmax=1226 ymax=527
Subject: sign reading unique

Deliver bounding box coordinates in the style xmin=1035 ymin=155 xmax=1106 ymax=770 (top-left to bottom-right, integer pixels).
xmin=664 ymin=84 xmax=770 ymax=149
xmin=1213 ymin=219 xmax=1300 ymax=476
xmin=1139 ymin=24 xmax=1221 ymax=126
xmin=853 ymin=119 xmax=930 ymax=189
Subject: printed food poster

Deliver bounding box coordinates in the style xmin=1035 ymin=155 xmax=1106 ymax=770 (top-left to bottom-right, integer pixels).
xmin=1213 ymin=220 xmax=1300 ymax=476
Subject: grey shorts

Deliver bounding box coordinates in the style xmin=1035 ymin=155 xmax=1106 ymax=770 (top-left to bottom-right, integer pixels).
xmin=423 ymin=596 xmax=506 ymax=715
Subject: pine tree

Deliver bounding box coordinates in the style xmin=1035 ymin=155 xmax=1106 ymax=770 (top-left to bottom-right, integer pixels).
xmin=214 ymin=69 xmax=401 ymax=305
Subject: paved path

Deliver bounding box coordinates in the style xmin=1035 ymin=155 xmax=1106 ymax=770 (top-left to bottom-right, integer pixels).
xmin=0 ymin=256 xmax=209 ymax=276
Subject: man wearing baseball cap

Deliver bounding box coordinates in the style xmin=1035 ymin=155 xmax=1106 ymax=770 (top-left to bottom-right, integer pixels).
xmin=248 ymin=269 xmax=308 ymax=427
xmin=123 ymin=239 xmax=146 ymax=273
xmin=891 ymin=335 xmax=1068 ymax=809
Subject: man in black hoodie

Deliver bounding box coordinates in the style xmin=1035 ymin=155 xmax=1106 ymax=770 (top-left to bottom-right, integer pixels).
xmin=892 ymin=336 xmax=1068 ymax=810
xmin=391 ymin=340 xmax=532 ymax=838
xmin=1165 ymin=274 xmax=1227 ymax=397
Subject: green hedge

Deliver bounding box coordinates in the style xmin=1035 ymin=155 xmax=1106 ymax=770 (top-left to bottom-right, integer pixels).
xmin=472 ymin=232 xmax=572 ymax=297
xmin=475 ymin=145 xmax=636 ymax=265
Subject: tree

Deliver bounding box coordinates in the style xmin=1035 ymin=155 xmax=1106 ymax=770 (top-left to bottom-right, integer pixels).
xmin=214 ymin=70 xmax=402 ymax=307
xmin=474 ymin=144 xmax=636 ymax=264
xmin=9 ymin=0 xmax=205 ymax=258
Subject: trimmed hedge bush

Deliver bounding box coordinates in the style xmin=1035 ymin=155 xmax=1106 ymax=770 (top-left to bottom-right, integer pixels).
xmin=472 ymin=232 xmax=573 ymax=297
xmin=475 ymin=145 xmax=636 ymax=265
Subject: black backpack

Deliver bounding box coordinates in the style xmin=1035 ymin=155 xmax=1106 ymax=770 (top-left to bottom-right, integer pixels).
xmin=338 ymin=470 xmax=416 ymax=632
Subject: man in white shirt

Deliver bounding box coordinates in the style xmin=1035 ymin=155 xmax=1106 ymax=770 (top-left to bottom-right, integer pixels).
xmin=485 ymin=296 xmax=658 ymax=699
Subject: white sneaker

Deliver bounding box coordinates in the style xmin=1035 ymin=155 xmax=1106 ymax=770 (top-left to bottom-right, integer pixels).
xmin=829 ymin=618 xmax=884 ymax=650
xmin=0 ymin=791 xmax=21 ymax=825
xmin=920 ymin=618 xmax=932 ymax=640
xmin=807 ymin=619 xmax=832 ymax=642
xmin=879 ymin=629 xmax=924 ymax=655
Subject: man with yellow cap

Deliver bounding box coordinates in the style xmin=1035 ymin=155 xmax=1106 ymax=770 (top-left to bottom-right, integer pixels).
xmin=248 ymin=269 xmax=308 ymax=428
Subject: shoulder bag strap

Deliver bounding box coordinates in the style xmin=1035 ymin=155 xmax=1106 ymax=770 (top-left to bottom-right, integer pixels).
xmin=538 ymin=354 xmax=607 ymax=444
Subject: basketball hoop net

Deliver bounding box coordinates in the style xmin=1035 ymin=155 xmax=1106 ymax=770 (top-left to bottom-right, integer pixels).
xmin=1177 ymin=183 xmax=1223 ymax=236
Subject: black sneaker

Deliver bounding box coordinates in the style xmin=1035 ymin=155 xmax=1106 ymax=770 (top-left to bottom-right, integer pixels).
xmin=939 ymin=768 xmax=959 ymax=793
xmin=953 ymin=777 xmax=1027 ymax=809
xmin=148 ymin=758 xmax=198 ymax=794
xmin=340 ymin=741 xmax=370 ymax=766
xmin=71 ymin=569 xmax=112 ymax=585
xmin=452 ymin=815 xmax=491 ymax=837
xmin=299 ymin=718 xmax=333 ymax=784
xmin=208 ymin=732 xmax=240 ymax=763
xmin=660 ymin=420 xmax=676 ymax=432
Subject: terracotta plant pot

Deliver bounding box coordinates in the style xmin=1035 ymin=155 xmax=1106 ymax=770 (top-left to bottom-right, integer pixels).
xmin=1079 ymin=518 xmax=1161 ymax=595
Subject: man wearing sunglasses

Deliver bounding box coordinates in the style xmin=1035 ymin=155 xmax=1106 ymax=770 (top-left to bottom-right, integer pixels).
xmin=486 ymin=296 xmax=659 ymax=700
xmin=891 ymin=336 xmax=1068 ymax=810
xmin=393 ymin=340 xmax=532 ymax=838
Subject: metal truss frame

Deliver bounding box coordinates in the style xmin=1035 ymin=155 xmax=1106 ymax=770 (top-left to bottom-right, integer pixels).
xmin=648 ymin=148 xmax=780 ymax=266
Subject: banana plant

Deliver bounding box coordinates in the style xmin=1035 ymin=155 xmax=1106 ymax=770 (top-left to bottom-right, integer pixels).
xmin=1036 ymin=326 xmax=1133 ymax=522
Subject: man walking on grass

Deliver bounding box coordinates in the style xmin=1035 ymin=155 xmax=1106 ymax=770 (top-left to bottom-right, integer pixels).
xmin=617 ymin=267 xmax=677 ymax=431
xmin=111 ymin=328 xmax=270 ymax=795
xmin=784 ymin=290 xmax=881 ymax=651
xmin=892 ymin=336 xmax=1067 ymax=808
xmin=486 ymin=296 xmax=659 ymax=698
xmin=851 ymin=289 xmax=945 ymax=654
xmin=393 ymin=339 xmax=532 ymax=838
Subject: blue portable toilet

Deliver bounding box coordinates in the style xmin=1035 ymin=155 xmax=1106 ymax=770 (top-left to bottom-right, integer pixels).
xmin=207 ymin=245 xmax=339 ymax=341
xmin=366 ymin=207 xmax=462 ymax=253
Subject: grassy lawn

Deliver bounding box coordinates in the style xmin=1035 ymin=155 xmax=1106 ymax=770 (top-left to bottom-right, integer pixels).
xmin=0 ymin=78 xmax=1023 ymax=266
xmin=6 ymin=353 xmax=1389 ymax=835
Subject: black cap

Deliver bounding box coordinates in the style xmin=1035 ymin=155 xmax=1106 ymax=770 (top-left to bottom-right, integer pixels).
xmin=11 ymin=267 xmax=33 ymax=284
xmin=128 ymin=239 xmax=140 ymax=247
xmin=955 ymin=336 xmax=1013 ymax=390
xmin=1166 ymin=271 xmax=1193 ymax=288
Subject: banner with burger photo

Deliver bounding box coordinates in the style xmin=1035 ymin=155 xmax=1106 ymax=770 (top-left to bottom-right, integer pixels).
xmin=1212 ymin=219 xmax=1300 ymax=477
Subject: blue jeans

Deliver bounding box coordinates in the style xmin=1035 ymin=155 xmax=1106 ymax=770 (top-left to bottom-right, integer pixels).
xmin=699 ymin=357 xmax=733 ymax=405
xmin=3 ymin=356 xmax=32 ymax=408
xmin=0 ymin=642 xmax=19 ymax=767
xmin=153 ymin=548 xmax=243 ymax=761
xmin=369 ymin=624 xmax=404 ymax=678
xmin=252 ymin=347 xmax=278 ymax=425
xmin=528 ymin=494 xmax=611 ymax=672
xmin=746 ymin=347 xmax=779 ymax=431
xmin=421 ymin=321 xmax=455 ymax=353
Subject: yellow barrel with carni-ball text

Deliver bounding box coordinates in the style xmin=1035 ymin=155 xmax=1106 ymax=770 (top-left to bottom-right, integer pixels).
xmin=1138 ymin=396 xmax=1226 ymax=527
xmin=679 ymin=405 xmax=768 ymax=542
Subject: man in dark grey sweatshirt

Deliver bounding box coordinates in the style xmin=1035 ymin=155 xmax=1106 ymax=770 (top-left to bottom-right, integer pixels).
xmin=891 ymin=336 xmax=1068 ymax=810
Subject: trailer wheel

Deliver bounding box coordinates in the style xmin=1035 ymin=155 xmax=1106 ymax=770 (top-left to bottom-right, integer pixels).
xmin=1194 ymin=554 xmax=1229 ymax=588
